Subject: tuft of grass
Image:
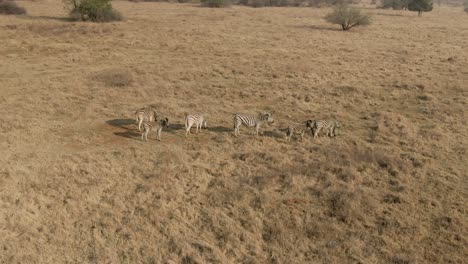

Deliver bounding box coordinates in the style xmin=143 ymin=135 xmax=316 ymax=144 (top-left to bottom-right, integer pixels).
xmin=93 ymin=69 xmax=133 ymax=87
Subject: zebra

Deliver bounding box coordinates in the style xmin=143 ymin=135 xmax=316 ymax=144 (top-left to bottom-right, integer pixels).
xmin=285 ymin=124 xmax=305 ymax=141
xmin=306 ymin=120 xmax=341 ymax=138
xmin=185 ymin=114 xmax=207 ymax=137
xmin=135 ymin=107 xmax=158 ymax=132
xmin=233 ymin=112 xmax=274 ymax=137
xmin=141 ymin=118 xmax=169 ymax=142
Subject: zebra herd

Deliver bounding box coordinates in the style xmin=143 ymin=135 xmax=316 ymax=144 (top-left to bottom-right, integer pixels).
xmin=134 ymin=107 xmax=340 ymax=142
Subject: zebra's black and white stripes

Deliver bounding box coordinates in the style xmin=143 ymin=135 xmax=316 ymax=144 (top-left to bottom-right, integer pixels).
xmin=233 ymin=112 xmax=274 ymax=137
xmin=305 ymin=120 xmax=341 ymax=138
xmin=141 ymin=118 xmax=169 ymax=142
xmin=286 ymin=124 xmax=305 ymax=141
xmin=185 ymin=114 xmax=207 ymax=137
xmin=135 ymin=107 xmax=157 ymax=132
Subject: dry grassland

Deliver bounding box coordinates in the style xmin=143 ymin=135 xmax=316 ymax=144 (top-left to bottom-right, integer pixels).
xmin=0 ymin=1 xmax=467 ymax=263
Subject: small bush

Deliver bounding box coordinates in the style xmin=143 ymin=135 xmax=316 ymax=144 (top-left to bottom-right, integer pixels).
xmin=201 ymin=0 xmax=231 ymax=7
xmin=464 ymin=0 xmax=468 ymax=13
xmin=325 ymin=4 xmax=371 ymax=31
xmin=381 ymin=0 xmax=409 ymax=9
xmin=64 ymin=0 xmax=122 ymax=22
xmin=240 ymin=0 xmax=328 ymax=7
xmin=408 ymin=0 xmax=433 ymax=16
xmin=0 ymin=0 xmax=26 ymax=15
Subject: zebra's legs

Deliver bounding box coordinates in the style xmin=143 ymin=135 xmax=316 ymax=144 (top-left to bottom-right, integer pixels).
xmin=157 ymin=128 xmax=162 ymax=141
xmin=314 ymin=127 xmax=321 ymax=138
xmin=138 ymin=119 xmax=143 ymax=132
xmin=300 ymin=131 xmax=304 ymax=141
xmin=186 ymin=123 xmax=192 ymax=137
xmin=234 ymin=122 xmax=240 ymax=137
xmin=142 ymin=130 xmax=149 ymax=141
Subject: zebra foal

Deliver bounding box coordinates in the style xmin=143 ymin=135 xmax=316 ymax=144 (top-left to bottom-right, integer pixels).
xmin=285 ymin=124 xmax=305 ymax=141
xmin=141 ymin=118 xmax=169 ymax=142
xmin=233 ymin=112 xmax=274 ymax=137
xmin=135 ymin=107 xmax=158 ymax=132
xmin=185 ymin=114 xmax=207 ymax=137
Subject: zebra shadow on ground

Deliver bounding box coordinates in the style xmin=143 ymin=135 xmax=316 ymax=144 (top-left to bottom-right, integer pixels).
xmin=107 ymin=119 xmax=140 ymax=141
xmin=114 ymin=131 xmax=140 ymax=140
xmin=208 ymin=126 xmax=232 ymax=133
xmin=263 ymin=130 xmax=285 ymax=139
xmin=106 ymin=119 xmax=135 ymax=130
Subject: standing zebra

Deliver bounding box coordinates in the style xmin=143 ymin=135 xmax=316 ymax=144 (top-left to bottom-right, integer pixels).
xmin=185 ymin=114 xmax=207 ymax=137
xmin=135 ymin=107 xmax=158 ymax=132
xmin=141 ymin=118 xmax=169 ymax=142
xmin=307 ymin=120 xmax=341 ymax=138
xmin=233 ymin=112 xmax=274 ymax=137
xmin=285 ymin=124 xmax=305 ymax=141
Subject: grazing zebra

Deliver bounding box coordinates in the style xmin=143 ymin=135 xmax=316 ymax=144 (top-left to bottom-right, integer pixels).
xmin=141 ymin=118 xmax=169 ymax=142
xmin=185 ymin=114 xmax=207 ymax=137
xmin=285 ymin=124 xmax=305 ymax=141
xmin=135 ymin=107 xmax=158 ymax=132
xmin=307 ymin=120 xmax=341 ymax=138
xmin=233 ymin=112 xmax=274 ymax=137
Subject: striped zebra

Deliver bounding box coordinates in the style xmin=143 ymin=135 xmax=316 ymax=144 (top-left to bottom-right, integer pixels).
xmin=233 ymin=112 xmax=274 ymax=137
xmin=307 ymin=120 xmax=341 ymax=138
xmin=135 ymin=107 xmax=158 ymax=132
xmin=285 ymin=124 xmax=305 ymax=141
xmin=185 ymin=114 xmax=207 ymax=137
xmin=141 ymin=118 xmax=169 ymax=142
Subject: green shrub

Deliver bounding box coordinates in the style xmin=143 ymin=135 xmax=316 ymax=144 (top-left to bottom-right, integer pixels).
xmin=325 ymin=4 xmax=371 ymax=31
xmin=64 ymin=0 xmax=122 ymax=22
xmin=464 ymin=0 xmax=468 ymax=13
xmin=381 ymin=0 xmax=409 ymax=9
xmin=408 ymin=0 xmax=433 ymax=16
xmin=201 ymin=0 xmax=231 ymax=7
xmin=0 ymin=0 xmax=26 ymax=15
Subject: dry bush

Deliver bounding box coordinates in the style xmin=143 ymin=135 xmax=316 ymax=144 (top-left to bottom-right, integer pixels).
xmin=0 ymin=0 xmax=26 ymax=15
xmin=201 ymin=0 xmax=231 ymax=7
xmin=381 ymin=0 xmax=409 ymax=9
xmin=325 ymin=4 xmax=371 ymax=31
xmin=65 ymin=0 xmax=123 ymax=22
xmin=93 ymin=69 xmax=133 ymax=87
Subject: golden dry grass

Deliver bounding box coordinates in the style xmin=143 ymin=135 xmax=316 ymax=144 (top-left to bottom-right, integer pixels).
xmin=1 ymin=1 xmax=467 ymax=263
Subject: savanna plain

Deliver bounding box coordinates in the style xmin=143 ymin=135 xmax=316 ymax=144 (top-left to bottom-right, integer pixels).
xmin=0 ymin=1 xmax=467 ymax=263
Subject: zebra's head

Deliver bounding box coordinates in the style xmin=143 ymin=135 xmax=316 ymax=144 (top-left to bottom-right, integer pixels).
xmin=160 ymin=118 xmax=169 ymax=127
xmin=304 ymin=120 xmax=315 ymax=128
xmin=260 ymin=112 xmax=274 ymax=124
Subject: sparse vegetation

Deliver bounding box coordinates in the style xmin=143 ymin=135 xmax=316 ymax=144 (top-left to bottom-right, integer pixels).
xmin=408 ymin=0 xmax=433 ymax=15
xmin=0 ymin=0 xmax=26 ymax=15
xmin=64 ymin=0 xmax=122 ymax=22
xmin=0 ymin=2 xmax=467 ymax=264
xmin=325 ymin=4 xmax=371 ymax=31
xmin=464 ymin=0 xmax=468 ymax=13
